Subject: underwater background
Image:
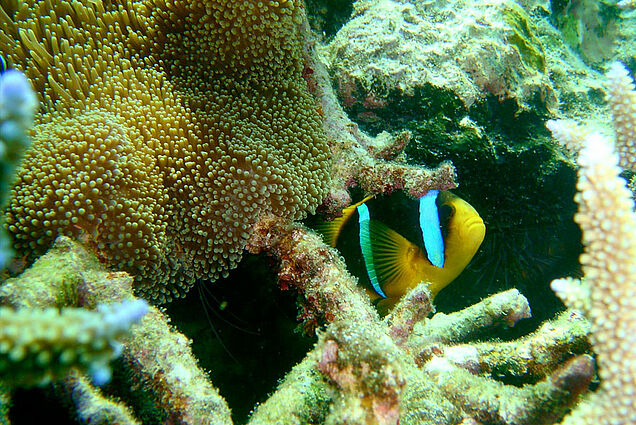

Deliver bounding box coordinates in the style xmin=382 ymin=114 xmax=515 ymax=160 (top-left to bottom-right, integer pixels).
xmin=0 ymin=0 xmax=634 ymax=424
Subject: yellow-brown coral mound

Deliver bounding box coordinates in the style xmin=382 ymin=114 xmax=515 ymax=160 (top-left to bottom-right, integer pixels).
xmin=1 ymin=0 xmax=331 ymax=302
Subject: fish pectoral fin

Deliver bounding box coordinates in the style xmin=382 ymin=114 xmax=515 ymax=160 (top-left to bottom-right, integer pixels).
xmin=362 ymin=219 xmax=422 ymax=297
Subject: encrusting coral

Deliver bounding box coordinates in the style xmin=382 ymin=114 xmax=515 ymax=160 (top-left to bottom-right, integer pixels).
xmin=1 ymin=0 xmax=332 ymax=302
xmin=311 ymin=46 xmax=457 ymax=216
xmin=546 ymin=61 xmax=636 ymax=425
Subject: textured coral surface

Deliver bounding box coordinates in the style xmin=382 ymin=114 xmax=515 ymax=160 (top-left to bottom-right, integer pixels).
xmin=548 ymin=63 xmax=636 ymax=424
xmin=2 ymin=1 xmax=635 ymax=424
xmin=1 ymin=0 xmax=331 ymax=302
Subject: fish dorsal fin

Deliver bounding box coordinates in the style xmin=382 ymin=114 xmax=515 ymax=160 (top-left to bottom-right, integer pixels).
xmin=419 ymin=190 xmax=444 ymax=268
xmin=316 ymin=195 xmax=374 ymax=247
xmin=357 ymin=204 xmax=423 ymax=299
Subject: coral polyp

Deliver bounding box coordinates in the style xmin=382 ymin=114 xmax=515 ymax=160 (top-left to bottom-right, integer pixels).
xmin=2 ymin=0 xmax=331 ymax=302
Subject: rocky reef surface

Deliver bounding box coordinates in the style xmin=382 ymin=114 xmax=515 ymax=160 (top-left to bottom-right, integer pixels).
xmin=0 ymin=0 xmax=635 ymax=424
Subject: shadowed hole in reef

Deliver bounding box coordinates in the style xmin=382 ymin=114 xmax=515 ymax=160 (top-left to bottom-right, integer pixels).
xmin=401 ymin=95 xmax=584 ymax=335
xmin=165 ymin=253 xmax=315 ymax=424
xmin=340 ymin=78 xmax=584 ymax=334
xmin=7 ymin=255 xmax=314 ymax=425
xmin=9 ymin=387 xmax=74 ymax=424
xmin=305 ymin=0 xmax=355 ymax=38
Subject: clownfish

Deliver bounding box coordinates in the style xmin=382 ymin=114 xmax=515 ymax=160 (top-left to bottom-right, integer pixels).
xmin=0 ymin=54 xmax=7 ymax=74
xmin=317 ymin=190 xmax=485 ymax=314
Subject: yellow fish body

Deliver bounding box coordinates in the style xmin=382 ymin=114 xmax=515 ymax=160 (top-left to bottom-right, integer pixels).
xmin=317 ymin=191 xmax=485 ymax=313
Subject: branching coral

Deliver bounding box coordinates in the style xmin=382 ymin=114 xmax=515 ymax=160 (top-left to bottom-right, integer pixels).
xmin=246 ymin=217 xmax=592 ymax=425
xmin=0 ymin=68 xmax=36 ymax=268
xmin=546 ymin=62 xmax=636 ymax=425
xmin=605 ymin=62 xmax=636 ymax=169
xmin=0 ymin=1 xmax=613 ymax=424
xmin=0 ymin=222 xmax=593 ymax=424
xmin=0 ymin=237 xmax=232 ymax=424
xmin=1 ymin=0 xmax=331 ymax=302
xmin=0 ymin=299 xmax=148 ymax=387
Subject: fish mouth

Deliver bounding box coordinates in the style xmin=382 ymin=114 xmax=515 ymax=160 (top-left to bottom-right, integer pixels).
xmin=464 ymin=218 xmax=485 ymax=233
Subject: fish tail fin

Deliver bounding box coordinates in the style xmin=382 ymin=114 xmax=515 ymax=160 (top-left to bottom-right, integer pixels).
xmin=316 ymin=195 xmax=374 ymax=247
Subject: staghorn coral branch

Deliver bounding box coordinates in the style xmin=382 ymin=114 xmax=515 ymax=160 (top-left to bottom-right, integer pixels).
xmin=547 ymin=62 xmax=636 ymax=425
xmin=316 ymin=321 xmax=405 ymax=425
xmin=0 ymin=237 xmax=232 ymax=424
xmin=61 ymin=372 xmax=140 ymax=425
xmin=123 ymin=308 xmax=232 ymax=425
xmin=246 ymin=216 xmax=411 ymax=424
xmin=245 ymin=216 xmax=458 ymax=424
xmin=245 ymin=215 xmax=378 ymax=327
xmin=0 ymin=300 xmax=147 ymax=388
xmin=424 ymin=354 xmax=595 ymax=425
xmin=0 ymin=221 xmax=597 ymax=424
xmin=434 ymin=311 xmax=591 ymax=382
xmin=0 ymin=2 xmax=608 ymax=424
xmin=247 ymin=353 xmax=332 ymax=425
xmin=355 ymin=160 xmax=457 ymax=200
xmin=384 ymin=282 xmax=434 ymax=346
xmin=606 ymin=61 xmax=636 ymax=169
xmin=406 ymin=289 xmax=531 ymax=364
xmin=245 ymin=217 xmax=594 ymax=424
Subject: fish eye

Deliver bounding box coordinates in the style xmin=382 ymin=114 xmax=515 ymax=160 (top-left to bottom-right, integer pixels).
xmin=438 ymin=203 xmax=454 ymax=224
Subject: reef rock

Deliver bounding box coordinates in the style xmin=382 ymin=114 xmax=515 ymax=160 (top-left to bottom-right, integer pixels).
xmin=325 ymin=0 xmax=617 ymax=133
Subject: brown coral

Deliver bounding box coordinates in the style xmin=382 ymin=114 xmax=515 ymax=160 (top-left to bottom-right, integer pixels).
xmin=1 ymin=0 xmax=331 ymax=302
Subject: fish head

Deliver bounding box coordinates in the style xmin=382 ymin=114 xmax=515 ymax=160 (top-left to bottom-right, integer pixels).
xmin=438 ymin=191 xmax=485 ymax=260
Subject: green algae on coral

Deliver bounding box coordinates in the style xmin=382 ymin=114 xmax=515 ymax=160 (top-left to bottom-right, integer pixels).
xmin=551 ymin=0 xmax=622 ymax=65
xmin=502 ymin=3 xmax=547 ymax=72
